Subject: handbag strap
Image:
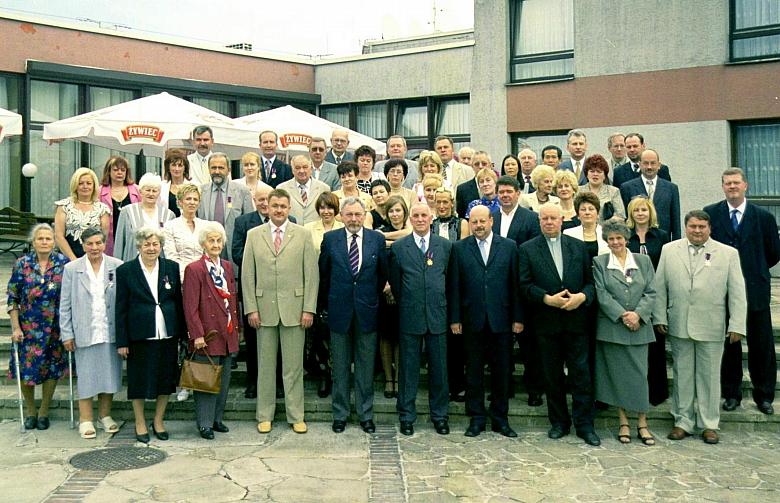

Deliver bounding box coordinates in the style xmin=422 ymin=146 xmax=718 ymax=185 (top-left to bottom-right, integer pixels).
xmin=188 ymin=347 xmax=218 ymax=368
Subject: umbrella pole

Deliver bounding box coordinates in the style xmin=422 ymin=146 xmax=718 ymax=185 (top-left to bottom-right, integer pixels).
xmin=68 ymin=351 xmax=75 ymax=429
xmin=12 ymin=342 xmax=26 ymax=433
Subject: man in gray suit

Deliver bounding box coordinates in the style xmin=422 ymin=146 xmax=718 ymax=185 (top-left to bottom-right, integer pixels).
xmin=277 ymin=155 xmax=330 ymax=225
xmin=654 ymin=210 xmax=747 ymax=445
xmin=389 ymin=202 xmax=453 ymax=436
xmin=374 ymin=135 xmax=419 ymax=189
xmin=198 ymin=153 xmax=254 ymax=264
xmin=325 ymin=129 xmax=354 ymax=165
xmin=309 ymin=137 xmax=340 ymax=190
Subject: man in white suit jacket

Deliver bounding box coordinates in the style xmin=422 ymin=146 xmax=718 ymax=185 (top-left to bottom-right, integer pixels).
xmin=653 ymin=210 xmax=747 ymax=445
xmin=434 ymin=136 xmax=474 ymax=194
xmin=277 ymin=155 xmax=331 ymax=226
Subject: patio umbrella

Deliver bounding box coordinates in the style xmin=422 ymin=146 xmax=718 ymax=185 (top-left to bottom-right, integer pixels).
xmin=0 ymin=107 xmax=22 ymax=143
xmin=237 ymin=105 xmax=386 ymax=155
xmin=42 ymin=92 xmax=259 ymax=158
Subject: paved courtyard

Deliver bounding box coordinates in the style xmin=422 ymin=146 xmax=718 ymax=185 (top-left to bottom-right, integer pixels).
xmin=2 ymin=418 xmax=779 ymax=502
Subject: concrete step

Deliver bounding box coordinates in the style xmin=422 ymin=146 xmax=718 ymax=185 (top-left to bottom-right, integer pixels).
xmin=0 ymin=380 xmax=777 ymax=432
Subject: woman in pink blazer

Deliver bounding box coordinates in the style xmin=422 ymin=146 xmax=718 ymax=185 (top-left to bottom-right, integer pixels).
xmin=183 ymin=221 xmax=239 ymax=440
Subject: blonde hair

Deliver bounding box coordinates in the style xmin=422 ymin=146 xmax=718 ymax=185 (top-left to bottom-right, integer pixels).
xmin=69 ymin=168 xmax=100 ymax=203
xmin=626 ymin=196 xmax=659 ymax=229
xmin=241 ymin=151 xmax=261 ymax=167
xmin=176 ymin=183 xmax=202 ymax=203
xmin=553 ymin=169 xmax=579 ymax=196
xmin=417 ymin=150 xmax=444 ymax=178
xmin=530 ymin=164 xmax=555 ymax=188
xmin=476 ymin=168 xmax=498 ymax=182
xmin=422 ymin=173 xmax=444 ymax=189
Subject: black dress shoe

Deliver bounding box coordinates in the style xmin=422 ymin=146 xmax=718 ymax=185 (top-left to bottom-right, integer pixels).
xmin=151 ymin=423 xmax=169 ymax=441
xmin=276 ymin=387 xmax=285 ymax=399
xmin=548 ymin=425 xmax=570 ymax=439
xmin=432 ymin=419 xmax=450 ymax=435
xmin=213 ymin=421 xmax=229 ymax=433
xmin=231 ymin=360 xmax=238 ymax=370
xmin=199 ymin=427 xmax=214 ymax=440
xmin=332 ymin=420 xmax=347 ymax=433
xmin=317 ymin=377 xmax=331 ymax=398
xmin=464 ymin=421 xmax=485 ymax=437
xmin=135 ymin=428 xmax=150 ymax=444
xmin=722 ymin=398 xmax=740 ymax=411
xmin=399 ymin=421 xmax=414 ymax=436
xmin=24 ymin=416 xmax=37 ymax=430
xmin=492 ymin=423 xmax=518 ymax=438
xmin=36 ymin=417 xmax=50 ymax=430
xmin=577 ymin=430 xmax=601 ymax=446
xmin=757 ymin=401 xmax=774 ymax=415
xmin=450 ymin=391 xmax=465 ymax=402
xmin=244 ymin=385 xmax=257 ymax=399
xmin=360 ymin=420 xmax=376 ymax=434
xmin=527 ymin=393 xmax=543 ymax=407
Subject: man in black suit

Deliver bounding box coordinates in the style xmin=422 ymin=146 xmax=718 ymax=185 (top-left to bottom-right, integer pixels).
xmin=612 ymin=133 xmax=672 ymax=190
xmin=449 ymin=205 xmax=524 ymax=438
xmin=493 ymin=175 xmax=543 ymax=406
xmin=259 ymin=130 xmax=293 ymax=188
xmin=518 ymin=204 xmax=600 ymax=446
xmin=325 ymin=128 xmax=354 ymax=165
xmin=389 ymin=202 xmax=453 ymax=436
xmin=455 ymin=151 xmax=488 ymax=218
xmin=620 ymin=149 xmax=681 ymax=239
xmin=705 ymin=168 xmax=780 ymax=416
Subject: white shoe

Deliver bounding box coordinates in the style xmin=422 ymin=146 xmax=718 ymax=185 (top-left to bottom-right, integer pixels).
xmin=177 ymin=388 xmax=190 ymax=401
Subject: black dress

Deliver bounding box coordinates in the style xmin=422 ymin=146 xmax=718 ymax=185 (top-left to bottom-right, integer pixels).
xmin=370 ymin=209 xmax=389 ymax=230
xmin=377 ymin=223 xmax=402 ymax=343
xmin=628 ymin=227 xmax=671 ymax=405
xmin=111 ymin=193 xmax=132 ymax=247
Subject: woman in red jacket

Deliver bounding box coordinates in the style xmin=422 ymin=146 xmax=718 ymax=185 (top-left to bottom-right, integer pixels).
xmin=183 ymin=221 xmax=240 ymax=440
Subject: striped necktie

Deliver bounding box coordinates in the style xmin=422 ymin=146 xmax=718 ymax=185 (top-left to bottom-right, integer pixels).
xmin=348 ymin=233 xmax=359 ymax=275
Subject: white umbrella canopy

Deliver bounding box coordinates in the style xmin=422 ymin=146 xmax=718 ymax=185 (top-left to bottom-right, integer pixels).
xmin=237 ymin=105 xmax=386 ymax=155
xmin=42 ymin=92 xmax=259 ymax=158
xmin=0 ymin=107 xmax=23 ymax=143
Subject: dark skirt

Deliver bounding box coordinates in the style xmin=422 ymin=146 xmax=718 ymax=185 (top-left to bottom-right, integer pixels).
xmin=127 ymin=338 xmax=179 ymax=399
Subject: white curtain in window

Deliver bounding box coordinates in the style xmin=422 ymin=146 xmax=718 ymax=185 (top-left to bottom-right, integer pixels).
xmin=736 ymin=123 xmax=780 ymax=197
xmin=435 ymin=98 xmax=470 ymax=136
xmin=356 ymin=103 xmax=386 ymax=139
xmin=238 ymin=102 xmax=273 ymax=116
xmin=30 ymin=81 xmax=78 ymax=123
xmin=513 ymin=0 xmax=573 ymax=56
xmin=396 ymin=104 xmax=427 ymax=138
xmin=735 ymin=0 xmax=780 ymax=29
xmin=192 ymin=97 xmax=232 ymax=117
xmin=322 ymin=106 xmax=349 ymax=128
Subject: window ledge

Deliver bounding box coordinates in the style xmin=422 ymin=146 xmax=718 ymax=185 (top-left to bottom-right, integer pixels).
xmin=506 ymin=75 xmax=574 ymax=87
xmin=726 ymin=56 xmax=780 ymax=66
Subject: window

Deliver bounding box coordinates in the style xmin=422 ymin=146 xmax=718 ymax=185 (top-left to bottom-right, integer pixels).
xmin=730 ymin=0 xmax=780 ymax=61
xmin=355 ymin=102 xmax=387 ymax=139
xmin=733 ymin=121 xmax=780 ymax=221
xmin=395 ymin=101 xmax=428 ymax=138
xmin=320 ymin=105 xmax=349 ymax=128
xmin=88 ymin=87 xmax=137 ymax=179
xmin=510 ymin=0 xmax=574 ymax=83
xmin=513 ymin=131 xmax=569 ymax=162
xmin=435 ymin=98 xmax=470 ymax=136
xmin=192 ymin=96 xmax=233 ymax=117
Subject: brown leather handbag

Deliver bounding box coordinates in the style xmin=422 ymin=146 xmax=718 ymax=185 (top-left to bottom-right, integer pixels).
xmin=179 ymin=330 xmax=222 ymax=394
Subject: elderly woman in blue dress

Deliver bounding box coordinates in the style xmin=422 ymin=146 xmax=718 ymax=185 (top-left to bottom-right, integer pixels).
xmin=113 ymin=173 xmax=176 ymax=262
xmin=7 ymin=224 xmax=69 ymax=430
xmin=593 ymin=220 xmax=657 ymax=445
xmin=60 ymin=227 xmax=124 ymax=439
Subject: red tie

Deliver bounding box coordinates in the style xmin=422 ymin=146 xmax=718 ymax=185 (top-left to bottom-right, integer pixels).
xmin=274 ymin=228 xmax=282 ymax=254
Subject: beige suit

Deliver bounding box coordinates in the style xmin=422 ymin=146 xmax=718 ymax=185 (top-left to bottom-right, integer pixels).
xmin=241 ymin=221 xmax=319 ymax=423
xmin=277 ymin=177 xmax=331 ymax=226
xmin=653 ymin=238 xmax=747 ymax=432
xmin=447 ymin=161 xmax=474 ymax=201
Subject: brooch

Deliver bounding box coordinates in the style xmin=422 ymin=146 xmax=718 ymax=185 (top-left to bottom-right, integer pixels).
xmin=704 ymin=252 xmax=712 ymax=267
xmin=163 ymin=275 xmax=172 ymax=290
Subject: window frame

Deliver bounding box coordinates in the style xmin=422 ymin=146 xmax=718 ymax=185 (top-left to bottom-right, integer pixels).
xmin=508 ymin=0 xmax=575 ymax=84
xmin=730 ymin=119 xmax=780 ymax=210
xmin=729 ymin=0 xmax=780 ymax=63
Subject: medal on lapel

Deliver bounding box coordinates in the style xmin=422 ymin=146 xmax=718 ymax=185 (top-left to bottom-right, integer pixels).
xmin=227 ymin=195 xmax=233 ymax=210
xmin=163 ymin=275 xmax=172 ymax=290
xmin=625 ymin=269 xmax=633 ymax=284
xmin=107 ymin=271 xmax=115 ymax=291
xmin=426 ymin=249 xmax=433 ymax=267
xmin=704 ymin=252 xmax=712 ymax=267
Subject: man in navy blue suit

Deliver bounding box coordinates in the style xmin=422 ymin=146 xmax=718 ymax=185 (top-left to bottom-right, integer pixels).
xmin=258 ymin=130 xmax=293 ymax=188
xmin=620 ymin=149 xmax=681 ymax=239
xmin=319 ymin=197 xmax=388 ymax=434
xmin=518 ymin=204 xmax=600 ymax=446
xmin=705 ymin=168 xmax=780 ymax=416
xmin=612 ymin=133 xmax=672 ymax=190
xmin=449 ymin=205 xmax=524 ymax=438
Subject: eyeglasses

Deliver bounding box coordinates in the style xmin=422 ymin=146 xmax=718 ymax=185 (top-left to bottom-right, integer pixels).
xmin=310 ymin=147 xmax=325 ymax=152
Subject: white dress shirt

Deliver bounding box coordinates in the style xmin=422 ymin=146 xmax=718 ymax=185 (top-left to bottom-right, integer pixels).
xmin=163 ymin=217 xmax=209 ymax=280
xmin=138 ymin=257 xmax=170 ymax=340
xmin=499 ymin=205 xmax=518 ymax=238
xmin=345 ymin=227 xmax=364 ymax=271
xmin=727 ymin=199 xmax=747 ymax=225
xmin=86 ymin=259 xmax=109 ymax=345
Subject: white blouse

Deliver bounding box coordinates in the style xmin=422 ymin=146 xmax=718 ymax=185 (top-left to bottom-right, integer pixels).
xmin=86 ymin=260 xmax=109 ymax=345
xmin=163 ymin=217 xmax=209 ymax=280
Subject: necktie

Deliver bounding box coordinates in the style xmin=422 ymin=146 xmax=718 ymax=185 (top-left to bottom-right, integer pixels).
xmin=348 ymin=233 xmax=359 ymax=275
xmin=274 ymin=228 xmax=282 ymax=254
xmin=646 ymin=179 xmax=654 ymax=199
xmin=479 ymin=239 xmax=488 ymax=265
xmin=265 ymin=159 xmax=272 ymax=180
xmin=214 ymin=188 xmax=225 ymax=225
xmin=300 ymin=184 xmax=308 ymax=204
xmin=335 ymin=156 xmax=342 ymax=165
xmin=442 ymin=165 xmax=448 ymax=181
xmin=419 ymin=237 xmax=426 ymax=254
xmin=731 ymin=209 xmax=739 ymax=232
xmin=575 ymin=160 xmax=581 ymax=179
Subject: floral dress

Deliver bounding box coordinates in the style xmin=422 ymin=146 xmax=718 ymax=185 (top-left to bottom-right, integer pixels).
xmin=55 ymin=198 xmax=110 ymax=258
xmin=6 ymin=252 xmax=69 ymax=385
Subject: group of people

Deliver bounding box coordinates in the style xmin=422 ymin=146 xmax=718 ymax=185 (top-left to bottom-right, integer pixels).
xmin=7 ymin=126 xmax=778 ymax=449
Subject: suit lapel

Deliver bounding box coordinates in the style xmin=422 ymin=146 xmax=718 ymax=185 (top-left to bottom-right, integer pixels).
xmin=277 ymin=224 xmax=294 ymax=255
xmin=537 ymin=237 xmax=561 ymax=281
xmin=77 ymin=257 xmax=91 ymax=292
xmin=675 ymin=240 xmax=692 ymax=276
xmin=260 ymin=225 xmax=275 ymax=254
xmin=132 ymin=259 xmax=155 ymax=301
xmin=467 ymin=236 xmax=485 ymax=267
